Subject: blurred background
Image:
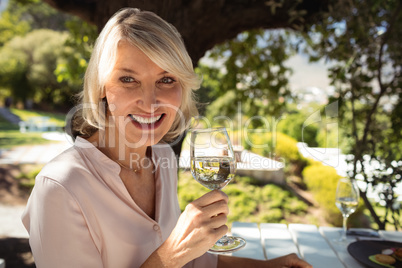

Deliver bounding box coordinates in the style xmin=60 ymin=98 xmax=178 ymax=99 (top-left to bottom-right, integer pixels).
xmin=0 ymin=0 xmax=401 ymax=267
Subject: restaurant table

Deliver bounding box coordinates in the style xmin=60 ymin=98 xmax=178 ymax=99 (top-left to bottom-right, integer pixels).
xmin=229 ymin=222 xmax=402 ymax=268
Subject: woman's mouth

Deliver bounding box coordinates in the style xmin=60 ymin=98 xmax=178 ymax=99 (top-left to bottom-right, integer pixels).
xmin=128 ymin=113 xmax=165 ymax=130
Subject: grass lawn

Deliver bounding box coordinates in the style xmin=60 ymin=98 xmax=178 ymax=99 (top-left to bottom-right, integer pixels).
xmin=10 ymin=108 xmax=65 ymax=127
xmin=0 ymin=109 xmax=66 ymax=148
xmin=0 ymin=130 xmax=53 ymax=148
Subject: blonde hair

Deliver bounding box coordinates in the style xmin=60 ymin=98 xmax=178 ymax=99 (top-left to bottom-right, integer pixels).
xmin=74 ymin=8 xmax=199 ymax=141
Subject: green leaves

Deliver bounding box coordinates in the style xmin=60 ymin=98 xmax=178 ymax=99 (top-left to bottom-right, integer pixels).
xmin=54 ymin=17 xmax=97 ymax=91
xmin=200 ymin=29 xmax=295 ymax=125
xmin=0 ymin=29 xmax=69 ymax=105
xmin=0 ymin=0 xmax=97 ymax=109
xmin=303 ymin=0 xmax=402 ymax=230
xmin=0 ymin=9 xmax=30 ymax=46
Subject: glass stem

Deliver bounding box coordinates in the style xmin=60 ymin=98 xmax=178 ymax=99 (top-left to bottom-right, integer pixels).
xmin=342 ymin=215 xmax=348 ymax=241
xmin=216 ymin=234 xmax=232 ymax=246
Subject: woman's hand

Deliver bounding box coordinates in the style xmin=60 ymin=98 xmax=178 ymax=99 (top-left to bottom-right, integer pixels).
xmin=270 ymin=253 xmax=312 ymax=268
xmin=218 ymin=253 xmax=312 ymax=268
xmin=145 ymin=190 xmax=229 ymax=267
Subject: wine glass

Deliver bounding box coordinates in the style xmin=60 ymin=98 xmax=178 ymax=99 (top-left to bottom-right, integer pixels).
xmin=335 ymin=177 xmax=360 ymax=242
xmin=190 ymin=127 xmax=246 ymax=253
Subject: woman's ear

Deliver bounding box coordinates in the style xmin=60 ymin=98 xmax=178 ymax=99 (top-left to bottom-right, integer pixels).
xmin=102 ymin=97 xmax=108 ymax=108
xmin=99 ymin=97 xmax=109 ymax=120
xmin=100 ymin=88 xmax=106 ymax=99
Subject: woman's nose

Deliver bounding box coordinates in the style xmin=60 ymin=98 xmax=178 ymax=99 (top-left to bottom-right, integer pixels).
xmin=136 ymin=83 xmax=159 ymax=112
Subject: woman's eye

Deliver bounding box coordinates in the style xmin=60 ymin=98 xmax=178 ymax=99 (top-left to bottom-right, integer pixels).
xmin=120 ymin=76 xmax=135 ymax=83
xmin=159 ymin=77 xmax=176 ymax=84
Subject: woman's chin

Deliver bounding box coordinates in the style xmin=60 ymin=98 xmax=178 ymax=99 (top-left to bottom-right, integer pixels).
xmin=123 ymin=132 xmax=166 ymax=148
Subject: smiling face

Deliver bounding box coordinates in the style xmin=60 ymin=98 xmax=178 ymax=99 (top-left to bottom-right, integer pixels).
xmin=103 ymin=41 xmax=182 ymax=148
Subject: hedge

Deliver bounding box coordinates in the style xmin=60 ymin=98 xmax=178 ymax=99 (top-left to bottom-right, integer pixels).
xmin=177 ymin=171 xmax=309 ymax=225
xmin=302 ymin=161 xmax=365 ymax=226
xmin=241 ymin=131 xmax=307 ymax=175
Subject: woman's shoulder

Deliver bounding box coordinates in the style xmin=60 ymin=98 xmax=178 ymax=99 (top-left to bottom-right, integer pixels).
xmin=36 ymin=145 xmax=96 ymax=186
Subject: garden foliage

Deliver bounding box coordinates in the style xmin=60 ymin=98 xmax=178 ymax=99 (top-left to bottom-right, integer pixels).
xmin=302 ymin=160 xmax=365 ymax=227
xmin=242 ymin=130 xmax=307 ymax=175
xmin=178 ymin=171 xmax=308 ymax=225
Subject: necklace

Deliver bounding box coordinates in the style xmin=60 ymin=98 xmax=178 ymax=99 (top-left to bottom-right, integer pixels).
xmin=114 ymin=148 xmax=153 ymax=174
xmin=115 ymin=160 xmax=140 ymax=173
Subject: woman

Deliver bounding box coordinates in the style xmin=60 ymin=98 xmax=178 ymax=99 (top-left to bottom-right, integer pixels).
xmin=22 ymin=8 xmax=311 ymax=268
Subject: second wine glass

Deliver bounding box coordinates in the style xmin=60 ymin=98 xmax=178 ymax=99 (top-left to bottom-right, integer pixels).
xmin=335 ymin=177 xmax=360 ymax=242
xmin=190 ymin=127 xmax=246 ymax=253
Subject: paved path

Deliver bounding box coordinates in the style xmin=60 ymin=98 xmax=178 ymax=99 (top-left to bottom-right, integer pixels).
xmin=0 ymin=107 xmax=21 ymax=124
xmin=0 ymin=204 xmax=28 ymax=238
xmin=0 ymin=132 xmax=73 ymax=165
xmin=0 ymin=133 xmax=73 ymax=239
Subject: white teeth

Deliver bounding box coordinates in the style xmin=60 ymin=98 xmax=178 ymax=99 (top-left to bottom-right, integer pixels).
xmin=130 ymin=114 xmax=162 ymax=124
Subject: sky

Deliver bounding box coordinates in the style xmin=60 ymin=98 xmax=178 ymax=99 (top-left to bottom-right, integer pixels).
xmin=286 ymin=54 xmax=332 ymax=94
xmin=0 ymin=0 xmax=7 ymax=13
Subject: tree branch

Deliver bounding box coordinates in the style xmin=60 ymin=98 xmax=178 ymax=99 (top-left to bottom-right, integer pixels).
xmin=360 ymin=1 xmax=401 ymax=146
xmin=43 ymin=0 xmax=96 ymax=23
xmin=42 ymin=0 xmax=331 ymax=64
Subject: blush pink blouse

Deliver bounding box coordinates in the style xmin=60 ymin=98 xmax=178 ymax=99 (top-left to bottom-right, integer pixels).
xmin=22 ymin=137 xmax=217 ymax=268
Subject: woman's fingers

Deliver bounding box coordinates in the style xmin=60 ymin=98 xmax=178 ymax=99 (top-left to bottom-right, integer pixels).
xmin=193 ymin=190 xmax=228 ymax=208
xmin=272 ymin=253 xmax=313 ymax=268
xmin=183 ymin=201 xmax=228 ymax=229
xmin=211 ymin=224 xmax=229 ymax=238
xmin=209 ymin=213 xmax=228 ymax=229
xmin=202 ymin=199 xmax=229 ymax=218
xmin=189 ymin=190 xmax=229 ymax=218
xmin=181 ymin=190 xmax=229 ymax=236
xmin=161 ymin=190 xmax=230 ymax=265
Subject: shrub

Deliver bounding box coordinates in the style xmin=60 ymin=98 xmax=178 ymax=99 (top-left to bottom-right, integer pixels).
xmin=244 ymin=132 xmax=299 ymax=160
xmin=243 ymin=131 xmax=308 ymax=175
xmin=225 ymin=183 xmax=259 ymax=222
xmin=177 ymin=172 xmax=310 ymax=225
xmin=283 ymin=199 xmax=309 ymax=214
xmin=258 ymin=208 xmax=283 ymax=223
xmin=260 ymin=184 xmax=308 ymax=214
xmin=277 ymin=112 xmax=319 ymax=147
xmin=177 ymin=171 xmax=208 ymax=211
xmin=302 ymin=161 xmax=365 ymax=226
xmin=303 ymin=162 xmax=340 ymax=224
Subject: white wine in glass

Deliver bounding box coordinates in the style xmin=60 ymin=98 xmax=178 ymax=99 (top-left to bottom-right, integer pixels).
xmin=335 ymin=178 xmax=359 ymax=242
xmin=190 ymin=127 xmax=246 ymax=253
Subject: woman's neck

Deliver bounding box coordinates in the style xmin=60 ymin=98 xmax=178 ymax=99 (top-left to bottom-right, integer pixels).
xmin=87 ymin=129 xmax=150 ymax=171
